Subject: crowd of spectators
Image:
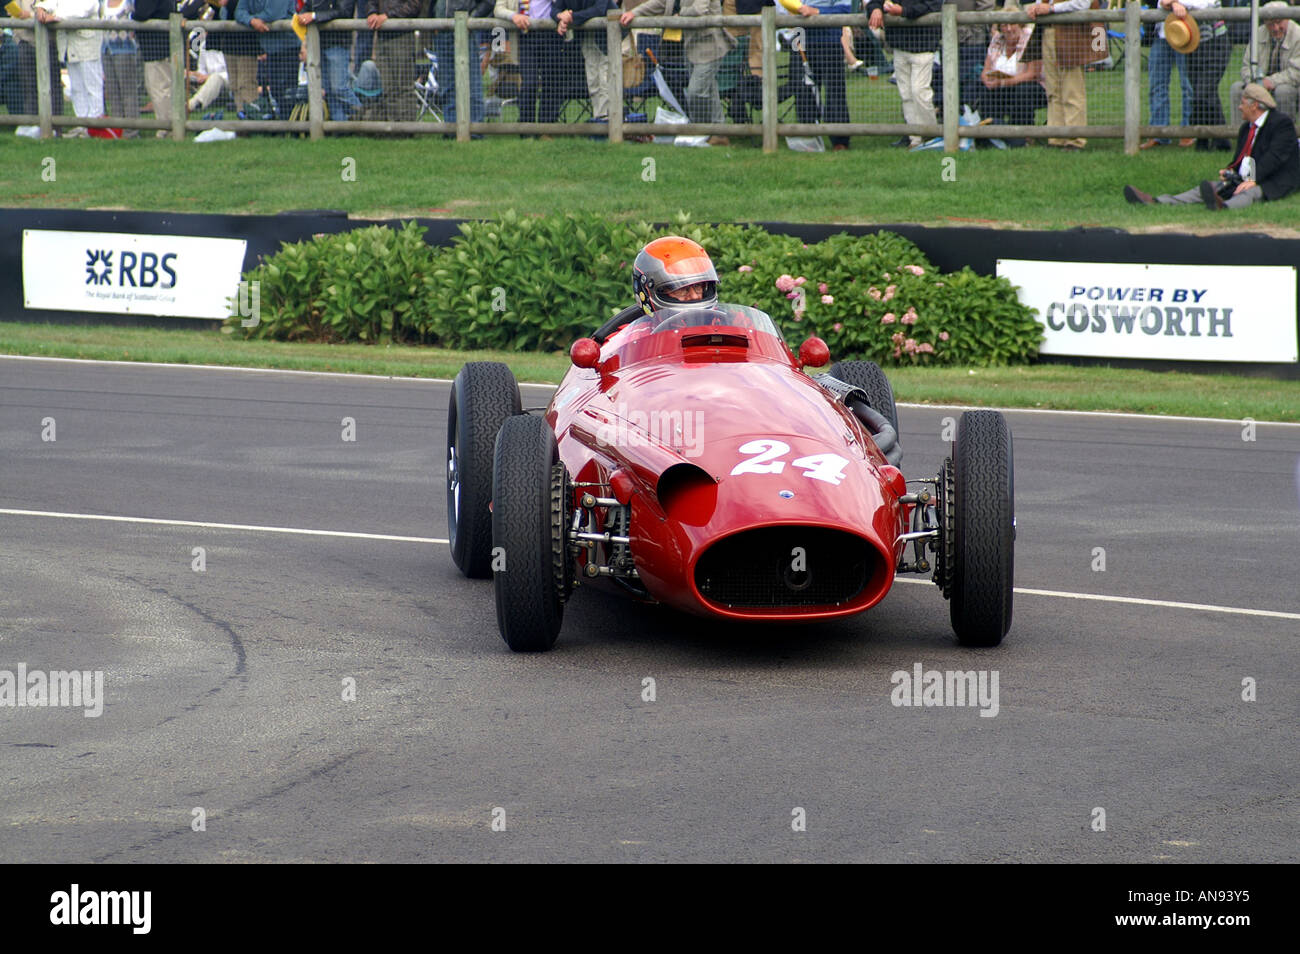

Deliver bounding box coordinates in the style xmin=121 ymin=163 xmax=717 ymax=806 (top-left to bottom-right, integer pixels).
xmin=1 ymin=0 xmax=1298 ymax=160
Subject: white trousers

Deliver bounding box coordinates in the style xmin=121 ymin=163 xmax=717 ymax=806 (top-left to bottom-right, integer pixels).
xmin=580 ymin=35 xmax=610 ymax=121
xmin=892 ymin=49 xmax=936 ymax=144
xmin=68 ymin=59 xmax=105 ymax=118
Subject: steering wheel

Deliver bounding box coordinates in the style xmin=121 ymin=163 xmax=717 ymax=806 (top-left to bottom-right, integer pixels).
xmin=593 ymin=304 xmax=646 ymax=344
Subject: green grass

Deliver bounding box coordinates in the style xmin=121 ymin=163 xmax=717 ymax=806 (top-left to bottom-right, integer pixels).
xmin=5 ymin=321 xmax=1297 ymax=421
xmin=1 ymin=46 xmax=1286 ymax=232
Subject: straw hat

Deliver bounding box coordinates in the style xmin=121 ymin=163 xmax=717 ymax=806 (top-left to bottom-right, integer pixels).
xmin=1165 ymin=15 xmax=1200 ymax=54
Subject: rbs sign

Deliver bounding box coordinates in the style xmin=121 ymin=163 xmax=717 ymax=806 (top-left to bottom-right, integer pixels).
xmin=24 ymin=229 xmax=247 ymax=320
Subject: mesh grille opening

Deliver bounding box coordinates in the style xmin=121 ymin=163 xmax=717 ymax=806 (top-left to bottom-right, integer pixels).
xmin=694 ymin=526 xmax=876 ymax=609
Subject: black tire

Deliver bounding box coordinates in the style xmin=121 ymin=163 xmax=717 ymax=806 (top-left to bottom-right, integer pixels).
xmin=447 ymin=362 xmax=521 ymax=578
xmin=492 ymin=414 xmax=567 ymax=652
xmin=829 ymin=360 xmax=899 ymax=437
xmin=949 ymin=410 xmax=1015 ymax=647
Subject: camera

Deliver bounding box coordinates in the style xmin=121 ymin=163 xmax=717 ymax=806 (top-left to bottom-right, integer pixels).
xmin=1217 ymin=169 xmax=1243 ymax=201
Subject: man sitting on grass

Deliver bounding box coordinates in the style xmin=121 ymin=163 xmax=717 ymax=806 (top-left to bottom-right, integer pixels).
xmin=1123 ymin=84 xmax=1300 ymax=210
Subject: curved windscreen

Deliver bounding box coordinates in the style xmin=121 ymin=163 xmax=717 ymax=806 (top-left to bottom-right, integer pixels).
xmin=620 ymin=304 xmax=784 ymax=343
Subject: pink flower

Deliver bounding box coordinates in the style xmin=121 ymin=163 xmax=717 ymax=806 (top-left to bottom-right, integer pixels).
xmin=882 ymin=272 xmax=891 ymax=280
xmin=901 ymin=308 xmax=917 ymax=325
xmin=817 ymin=282 xmax=828 ymax=294
xmin=794 ymin=276 xmax=807 ymax=287
xmin=938 ymin=331 xmax=950 ymax=341
xmin=918 ymin=342 xmax=935 ymax=353
xmin=775 ymin=274 xmax=796 ymax=292
xmin=793 ymin=309 xmax=804 ymax=321
xmin=903 ymin=338 xmax=918 ymax=354
xmin=821 ymin=294 xmax=834 ymax=305
xmin=832 ymin=322 xmax=843 ymax=332
xmin=904 ymin=264 xmax=926 ymax=276
xmin=882 ymin=284 xmax=897 ymax=302
xmin=892 ymin=348 xmax=902 ymax=359
xmin=881 ymin=313 xmax=896 ymax=324
xmin=868 ymin=287 xmax=882 ymax=301
xmin=738 ymin=265 xmax=753 ymax=273
xmin=891 ymin=332 xmax=906 ymax=344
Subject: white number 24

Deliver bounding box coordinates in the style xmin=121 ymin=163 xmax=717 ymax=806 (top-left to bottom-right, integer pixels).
xmin=729 ymin=440 xmax=850 ymax=485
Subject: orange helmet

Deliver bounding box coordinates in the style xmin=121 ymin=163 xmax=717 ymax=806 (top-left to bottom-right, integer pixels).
xmin=632 ymin=236 xmax=719 ymax=314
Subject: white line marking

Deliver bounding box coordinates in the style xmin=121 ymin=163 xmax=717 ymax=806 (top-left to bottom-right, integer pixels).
xmin=4 ymin=507 xmax=1295 ymax=619
xmin=0 ymin=354 xmax=557 ymax=388
xmin=892 ymin=576 xmax=1300 ymax=620
xmin=3 ymin=356 xmax=1294 ymax=423
xmin=0 ymin=508 xmax=448 ymax=544
xmin=896 ymin=403 xmax=1300 ymax=428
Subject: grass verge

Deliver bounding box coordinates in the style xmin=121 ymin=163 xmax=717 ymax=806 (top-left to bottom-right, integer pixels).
xmin=4 ymin=321 xmax=1296 ymax=421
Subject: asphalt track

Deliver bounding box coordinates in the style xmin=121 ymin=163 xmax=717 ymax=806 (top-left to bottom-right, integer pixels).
xmin=1 ymin=356 xmax=1296 ymax=863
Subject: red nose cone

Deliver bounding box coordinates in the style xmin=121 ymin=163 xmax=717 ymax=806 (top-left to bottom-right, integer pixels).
xmin=570 ymin=337 xmax=601 ymax=369
xmin=799 ymin=336 xmax=830 ymax=368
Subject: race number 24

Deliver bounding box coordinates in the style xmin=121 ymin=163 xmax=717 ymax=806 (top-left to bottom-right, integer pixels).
xmin=730 ymin=440 xmax=849 ymax=485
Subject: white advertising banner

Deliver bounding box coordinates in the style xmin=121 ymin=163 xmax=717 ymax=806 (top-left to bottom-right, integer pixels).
xmin=997 ymin=259 xmax=1299 ymax=363
xmin=22 ymin=229 xmax=248 ymax=320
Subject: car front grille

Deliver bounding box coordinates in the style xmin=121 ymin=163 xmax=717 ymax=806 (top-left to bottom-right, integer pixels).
xmin=694 ymin=526 xmax=875 ymax=609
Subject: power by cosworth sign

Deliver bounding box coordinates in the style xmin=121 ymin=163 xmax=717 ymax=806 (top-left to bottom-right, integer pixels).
xmin=23 ymin=229 xmax=247 ymax=320
xmin=997 ymin=259 xmax=1298 ymax=363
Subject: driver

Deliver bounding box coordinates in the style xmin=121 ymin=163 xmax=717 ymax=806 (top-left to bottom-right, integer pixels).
xmin=632 ymin=236 xmax=719 ymax=314
xmin=594 ymin=236 xmax=722 ymax=344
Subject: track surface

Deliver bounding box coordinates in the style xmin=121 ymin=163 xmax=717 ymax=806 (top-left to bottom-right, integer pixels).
xmin=1 ymin=357 xmax=1296 ymax=863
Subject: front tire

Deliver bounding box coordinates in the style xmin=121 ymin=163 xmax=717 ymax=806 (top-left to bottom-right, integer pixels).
xmin=829 ymin=360 xmax=900 ymax=437
xmin=492 ymin=414 xmax=568 ymax=652
xmin=447 ymin=362 xmax=521 ymax=578
xmin=949 ymin=410 xmax=1015 ymax=647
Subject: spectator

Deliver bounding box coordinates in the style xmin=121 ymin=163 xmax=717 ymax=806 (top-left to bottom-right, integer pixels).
xmin=300 ymin=0 xmax=362 ymax=120
xmin=788 ymin=1 xmax=852 ymax=151
xmin=1026 ymin=0 xmax=1099 ymax=150
xmin=556 ymin=0 xmax=615 ymax=121
xmin=1141 ymin=0 xmax=1194 ymax=148
xmin=218 ymin=0 xmax=262 ymax=116
xmin=365 ymin=0 xmax=420 ymax=122
xmin=2 ymin=29 xmax=25 ymax=116
xmin=621 ymin=0 xmax=735 ymax=145
xmin=34 ymin=0 xmax=103 ymax=136
xmin=1123 ymin=84 xmax=1299 ymax=208
xmin=972 ymin=8 xmax=1044 ymax=145
xmin=433 ymin=0 xmax=493 ymax=127
xmin=133 ymin=0 xmax=175 ymax=135
xmin=867 ymin=0 xmax=941 ymax=149
xmin=721 ymin=0 xmax=764 ymax=125
xmin=10 ymin=0 xmax=66 ymax=124
xmin=1228 ymin=1 xmax=1299 ymax=123
xmin=237 ymin=0 xmax=299 ymax=118
xmin=1161 ymin=0 xmax=1231 ymax=151
xmin=933 ymin=0 xmax=994 ymax=115
xmin=102 ymin=0 xmax=142 ymax=135
xmin=498 ymin=0 xmax=567 ymax=131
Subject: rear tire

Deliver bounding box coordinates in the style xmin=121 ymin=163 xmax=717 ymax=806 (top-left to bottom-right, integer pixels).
xmin=447 ymin=362 xmax=521 ymax=578
xmin=829 ymin=360 xmax=900 ymax=438
xmin=949 ymin=410 xmax=1015 ymax=647
xmin=492 ymin=415 xmax=567 ymax=652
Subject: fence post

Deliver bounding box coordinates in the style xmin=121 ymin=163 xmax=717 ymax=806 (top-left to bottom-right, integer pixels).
xmin=455 ymin=11 xmax=471 ymax=142
xmin=941 ymin=2 xmax=958 ymax=152
xmin=34 ymin=19 xmax=53 ymax=138
xmin=607 ymin=13 xmax=624 ymax=143
xmin=307 ymin=23 xmax=325 ymax=139
xmin=1123 ymin=0 xmax=1139 ymax=154
xmin=169 ymin=13 xmax=186 ymax=140
xmin=761 ymin=5 xmax=777 ymax=153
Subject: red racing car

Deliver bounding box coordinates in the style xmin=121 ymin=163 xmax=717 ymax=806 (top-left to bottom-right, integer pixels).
xmin=447 ymin=302 xmax=1014 ymax=652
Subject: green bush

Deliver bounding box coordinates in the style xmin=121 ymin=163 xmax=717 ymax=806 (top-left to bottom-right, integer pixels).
xmin=229 ymin=213 xmax=1043 ymax=365
xmin=235 ymin=221 xmax=435 ymax=344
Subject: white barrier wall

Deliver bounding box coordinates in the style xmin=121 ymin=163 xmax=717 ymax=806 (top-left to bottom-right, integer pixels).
xmin=998 ymin=260 xmax=1299 ymax=363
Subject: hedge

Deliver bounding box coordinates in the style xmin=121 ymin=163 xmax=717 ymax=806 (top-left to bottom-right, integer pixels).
xmin=229 ymin=212 xmax=1043 ymax=365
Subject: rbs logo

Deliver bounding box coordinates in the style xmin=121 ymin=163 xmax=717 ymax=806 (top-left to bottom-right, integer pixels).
xmin=84 ymin=248 xmax=177 ymax=289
